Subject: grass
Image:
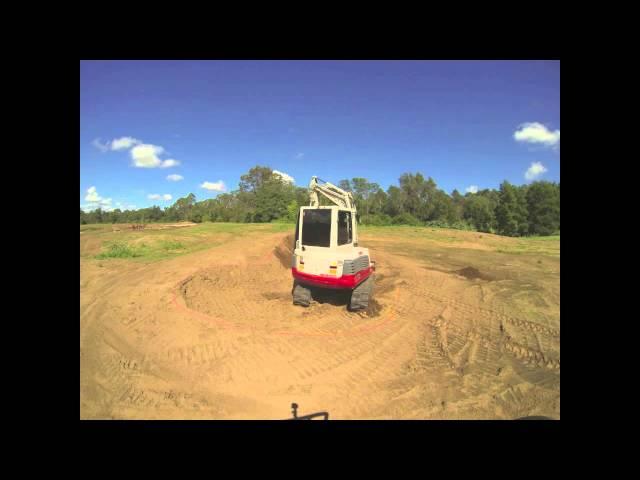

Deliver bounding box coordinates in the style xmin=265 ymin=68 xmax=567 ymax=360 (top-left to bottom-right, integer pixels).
xmin=359 ymin=225 xmax=480 ymax=245
xmin=361 ymin=225 xmax=559 ymax=255
xmin=95 ymin=242 xmax=146 ymax=259
xmin=85 ymin=222 xmax=298 ymax=262
xmin=525 ymin=235 xmax=560 ymax=241
xmin=84 ymin=222 xmax=559 ymax=262
xmin=495 ymin=236 xmax=560 ymax=257
xmin=94 ymin=238 xmax=196 ymax=261
xmin=80 ymin=225 xmax=105 ymax=232
xmin=159 ymin=240 xmax=185 ymax=250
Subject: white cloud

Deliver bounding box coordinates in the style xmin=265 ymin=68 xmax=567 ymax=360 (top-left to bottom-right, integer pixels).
xmin=130 ymin=145 xmax=179 ymax=168
xmin=85 ymin=186 xmax=100 ymax=202
xmin=82 ymin=186 xmax=113 ymax=210
xmin=84 ymin=187 xmax=112 ymax=205
xmin=273 ymin=169 xmax=295 ymax=184
xmin=465 ymin=185 xmax=479 ymax=194
xmin=524 ymin=161 xmax=548 ymax=181
xmin=110 ymin=136 xmax=142 ymax=151
xmin=159 ymin=159 xmax=180 ymax=168
xmin=147 ymin=193 xmax=173 ymax=201
xmin=200 ymin=181 xmax=226 ymax=192
xmin=94 ymin=136 xmax=183 ymax=168
xmin=514 ymin=122 xmax=560 ymax=148
xmin=92 ymin=136 xmax=142 ymax=152
xmin=92 ymin=138 xmax=110 ymax=152
xmin=130 ymin=144 xmax=166 ymax=168
xmin=166 ymin=174 xmax=184 ymax=181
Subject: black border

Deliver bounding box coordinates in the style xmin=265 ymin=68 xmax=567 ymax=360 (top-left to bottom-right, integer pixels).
xmin=73 ymin=51 xmax=569 ymax=449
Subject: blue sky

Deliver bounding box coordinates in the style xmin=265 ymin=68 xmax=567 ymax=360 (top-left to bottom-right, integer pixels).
xmin=80 ymin=60 xmax=559 ymax=211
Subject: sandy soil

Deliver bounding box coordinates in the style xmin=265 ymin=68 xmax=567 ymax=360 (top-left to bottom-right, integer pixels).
xmin=80 ymin=229 xmax=560 ymax=419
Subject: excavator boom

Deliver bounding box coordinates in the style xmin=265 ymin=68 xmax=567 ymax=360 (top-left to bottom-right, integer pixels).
xmin=308 ymin=176 xmax=355 ymax=210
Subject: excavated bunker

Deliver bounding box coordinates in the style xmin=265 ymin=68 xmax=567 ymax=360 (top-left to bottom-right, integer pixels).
xmin=179 ymin=234 xmax=394 ymax=331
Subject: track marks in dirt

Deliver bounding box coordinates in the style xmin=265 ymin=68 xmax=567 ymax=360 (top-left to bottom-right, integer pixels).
xmin=82 ymin=230 xmax=559 ymax=419
xmin=165 ymin=342 xmax=232 ymax=367
xmin=394 ymin=274 xmax=559 ymax=419
xmin=503 ymin=340 xmax=560 ymax=370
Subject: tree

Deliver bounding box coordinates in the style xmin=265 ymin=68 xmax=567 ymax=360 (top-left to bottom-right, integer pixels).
xmin=172 ymin=193 xmax=197 ymax=221
xmin=429 ymin=189 xmax=454 ymax=222
xmin=111 ymin=208 xmax=122 ymax=224
xmin=286 ymin=200 xmax=299 ymax=222
xmin=526 ymin=181 xmax=560 ymax=235
xmin=77 ymin=165 xmax=558 ymax=237
xmin=94 ymin=207 xmax=104 ymax=224
xmin=449 ymin=189 xmax=465 ymax=223
xmin=338 ymin=179 xmax=352 ymax=192
xmin=495 ymin=181 xmax=528 ymax=236
xmin=398 ymin=173 xmax=438 ymax=221
xmin=384 ymin=185 xmax=404 ymax=217
xmin=346 ymin=177 xmax=380 ymax=216
xmin=463 ymin=195 xmax=495 ymax=232
xmin=398 ymin=173 xmax=424 ymax=216
xmin=239 ymin=166 xmax=274 ymax=193
xmin=252 ymin=177 xmax=296 ymax=222
xmin=370 ymin=188 xmax=388 ymax=215
xmin=230 ymin=166 xmax=297 ymax=222
xmin=515 ymin=186 xmax=530 ymax=236
xmin=147 ymin=206 xmax=163 ymax=222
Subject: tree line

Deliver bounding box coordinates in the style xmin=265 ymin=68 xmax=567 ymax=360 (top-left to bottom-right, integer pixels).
xmin=80 ymin=165 xmax=560 ymax=236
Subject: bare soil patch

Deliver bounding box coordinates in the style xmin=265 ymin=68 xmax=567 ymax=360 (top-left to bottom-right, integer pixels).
xmin=80 ymin=227 xmax=559 ymax=419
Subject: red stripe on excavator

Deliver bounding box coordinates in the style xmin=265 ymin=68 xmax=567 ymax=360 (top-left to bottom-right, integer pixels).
xmin=292 ymin=267 xmax=372 ymax=289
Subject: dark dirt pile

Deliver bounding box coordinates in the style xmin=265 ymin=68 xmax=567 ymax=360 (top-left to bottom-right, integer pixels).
xmin=456 ymin=266 xmax=493 ymax=281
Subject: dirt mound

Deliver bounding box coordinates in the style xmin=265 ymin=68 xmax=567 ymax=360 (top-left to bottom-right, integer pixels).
xmin=178 ymin=254 xmax=396 ymax=332
xmin=456 ymin=266 xmax=493 ymax=281
xmin=274 ymin=234 xmax=295 ymax=269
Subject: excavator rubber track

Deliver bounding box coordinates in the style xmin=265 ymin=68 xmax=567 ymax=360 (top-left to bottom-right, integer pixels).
xmin=292 ymin=281 xmax=312 ymax=307
xmin=348 ymin=275 xmax=374 ymax=311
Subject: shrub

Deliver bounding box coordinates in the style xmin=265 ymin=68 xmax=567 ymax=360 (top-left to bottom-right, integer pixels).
xmin=391 ymin=213 xmax=422 ymax=226
xmin=95 ymin=242 xmax=143 ymax=259
xmin=271 ymin=216 xmax=294 ymax=224
xmin=360 ymin=213 xmax=392 ymax=226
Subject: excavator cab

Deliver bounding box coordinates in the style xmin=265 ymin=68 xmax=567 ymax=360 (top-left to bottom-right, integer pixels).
xmin=291 ymin=177 xmax=375 ymax=311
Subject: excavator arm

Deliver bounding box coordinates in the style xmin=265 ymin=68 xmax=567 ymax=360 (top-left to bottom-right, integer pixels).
xmin=308 ymin=176 xmax=355 ymax=210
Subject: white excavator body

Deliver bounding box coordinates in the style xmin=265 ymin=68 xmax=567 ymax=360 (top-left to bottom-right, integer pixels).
xmin=291 ymin=177 xmax=375 ymax=310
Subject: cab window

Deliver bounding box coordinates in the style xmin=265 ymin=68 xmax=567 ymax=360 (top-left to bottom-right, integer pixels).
xmin=302 ymin=209 xmax=331 ymax=247
xmin=338 ymin=210 xmax=352 ymax=245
